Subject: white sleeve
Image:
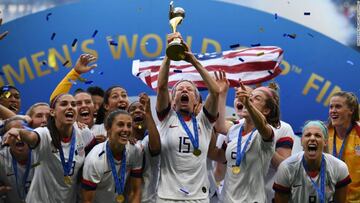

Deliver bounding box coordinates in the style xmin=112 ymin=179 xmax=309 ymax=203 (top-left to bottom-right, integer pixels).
xmin=273 ymin=161 xmax=292 ymax=193
xmin=82 ymin=155 xmax=103 ymax=190
xmin=216 ymin=134 xmax=227 ymax=148
xmin=80 ymin=128 xmax=95 ymax=147
xmin=334 ymin=159 xmax=351 ymax=188
xmin=130 ymin=146 xmax=143 ymax=178
xmin=33 ymin=127 xmax=51 ymax=154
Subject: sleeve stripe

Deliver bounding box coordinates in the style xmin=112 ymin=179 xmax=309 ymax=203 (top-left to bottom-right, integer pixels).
xmin=276 ymin=137 xmax=294 ymax=149
xmin=273 ymin=183 xmax=291 ymax=194
xmin=335 ymin=175 xmax=352 ymax=189
xmin=81 ymin=178 xmax=97 ymax=190
xmin=203 ymin=107 xmax=218 ymax=123
xmin=130 ymin=168 xmax=143 ymax=178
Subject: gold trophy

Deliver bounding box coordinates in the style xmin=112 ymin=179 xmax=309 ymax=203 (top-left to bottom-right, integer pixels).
xmin=166 ymin=1 xmax=186 ymax=61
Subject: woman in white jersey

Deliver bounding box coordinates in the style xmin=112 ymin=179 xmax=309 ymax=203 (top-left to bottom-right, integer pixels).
xmin=127 ymin=93 xmax=161 ymax=203
xmin=4 ymin=93 xmax=94 ymax=203
xmin=81 ymin=109 xmax=143 ymax=203
xmin=156 ymin=33 xmax=220 ymax=202
xmin=273 ymin=120 xmax=351 ymax=203
xmin=0 ymin=117 xmax=37 ymax=203
xmin=215 ymin=81 xmax=280 ymax=203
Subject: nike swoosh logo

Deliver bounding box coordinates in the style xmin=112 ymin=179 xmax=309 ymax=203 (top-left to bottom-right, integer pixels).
xmin=169 ymin=125 xmax=178 ymax=128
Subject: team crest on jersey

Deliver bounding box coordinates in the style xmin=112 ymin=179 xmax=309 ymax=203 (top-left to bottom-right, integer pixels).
xmin=355 ymin=144 xmax=360 ymax=156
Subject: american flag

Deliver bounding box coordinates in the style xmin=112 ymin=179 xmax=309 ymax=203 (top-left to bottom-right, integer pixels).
xmin=132 ymin=46 xmax=283 ymax=90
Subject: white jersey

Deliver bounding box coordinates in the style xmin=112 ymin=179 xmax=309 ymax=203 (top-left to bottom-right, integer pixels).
xmin=26 ymin=124 xmax=94 ymax=203
xmin=157 ymin=109 xmax=214 ymax=201
xmin=273 ymin=152 xmax=351 ymax=203
xmin=0 ymin=147 xmax=37 ymax=203
xmin=220 ymin=123 xmax=275 ymax=203
xmin=265 ymin=120 xmax=295 ymax=203
xmin=81 ymin=141 xmax=143 ymax=203
xmin=91 ymin=124 xmax=107 ymax=137
xmin=139 ymin=136 xmax=160 ymax=203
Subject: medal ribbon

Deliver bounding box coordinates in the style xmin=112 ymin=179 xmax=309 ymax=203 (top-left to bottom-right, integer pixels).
xmin=106 ymin=141 xmax=126 ymax=196
xmin=332 ymin=124 xmax=353 ymax=159
xmin=58 ymin=127 xmax=76 ymax=178
xmin=12 ymin=149 xmax=32 ymax=199
xmin=302 ymin=154 xmax=325 ymax=203
xmin=176 ymin=112 xmax=199 ymax=151
xmin=235 ymin=126 xmax=256 ymax=167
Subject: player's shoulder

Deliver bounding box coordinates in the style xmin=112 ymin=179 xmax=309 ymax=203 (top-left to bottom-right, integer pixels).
xmin=86 ymin=142 xmax=107 ymax=162
xmin=323 ymin=153 xmax=347 ymax=169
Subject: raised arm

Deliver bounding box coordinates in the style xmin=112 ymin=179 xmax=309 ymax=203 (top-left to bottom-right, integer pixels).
xmin=139 ymin=93 xmax=161 ymax=155
xmin=50 ymin=54 xmax=97 ymax=102
xmin=3 ymin=128 xmax=39 ymax=149
xmin=0 ymin=104 xmax=16 ymax=119
xmin=237 ymin=82 xmax=273 ymax=140
xmin=155 ymin=55 xmax=171 ymax=113
xmin=214 ymin=71 xmax=230 ymax=134
xmin=182 ymin=41 xmax=220 ymax=116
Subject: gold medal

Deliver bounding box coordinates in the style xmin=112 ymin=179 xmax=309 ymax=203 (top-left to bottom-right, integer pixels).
xmin=232 ymin=166 xmax=241 ymax=174
xmin=116 ymin=194 xmax=125 ymax=203
xmin=64 ymin=176 xmax=72 ymax=185
xmin=138 ymin=125 xmax=142 ymax=130
xmin=193 ymin=149 xmax=201 ymax=156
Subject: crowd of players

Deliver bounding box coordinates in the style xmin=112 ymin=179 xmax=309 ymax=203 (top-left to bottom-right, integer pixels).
xmin=0 ymin=33 xmax=359 ymax=203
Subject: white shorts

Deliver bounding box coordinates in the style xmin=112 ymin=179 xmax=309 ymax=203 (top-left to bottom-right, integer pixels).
xmin=156 ymin=197 xmax=210 ymax=203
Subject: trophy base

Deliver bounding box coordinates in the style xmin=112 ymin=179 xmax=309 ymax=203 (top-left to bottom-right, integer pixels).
xmin=166 ymin=42 xmax=186 ymax=61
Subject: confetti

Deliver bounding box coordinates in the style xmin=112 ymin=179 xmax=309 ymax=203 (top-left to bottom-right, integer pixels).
xmin=256 ymin=52 xmax=264 ymax=56
xmin=109 ymin=40 xmax=118 ymax=46
xmin=68 ymin=79 xmax=77 ymax=85
xmin=72 ymin=38 xmax=78 ymax=47
xmin=346 ymin=60 xmax=354 ymax=66
xmin=0 ymin=31 xmax=9 ymax=41
xmin=99 ymin=71 xmax=104 ymax=75
xmin=230 ymin=43 xmax=240 ymax=49
xmin=51 ymin=32 xmax=56 ymax=40
xmin=283 ymin=33 xmax=297 ymax=39
xmin=62 ymin=60 xmax=69 ymax=67
xmin=41 ymin=61 xmax=47 ymax=65
xmin=92 ymin=30 xmax=98 ymax=38
xmin=238 ymin=58 xmax=244 ymax=62
xmin=259 ymin=27 xmax=264 ymax=32
xmin=46 ymin=13 xmax=52 ymax=21
xmin=268 ymin=70 xmax=273 ymax=75
xmin=90 ymin=69 xmax=95 ymax=74
xmin=304 ymin=12 xmax=310 ymax=15
xmin=307 ymin=33 xmax=314 ymax=37
xmin=136 ymin=72 xmax=141 ymax=77
xmin=85 ymin=80 xmax=94 ymax=85
xmin=174 ymin=70 xmax=182 ymax=73
xmin=2 ymin=86 xmax=9 ymax=91
xmin=275 ymin=13 xmax=278 ymax=19
xmin=78 ymin=77 xmax=87 ymax=82
xmin=251 ymin=43 xmax=261 ymax=47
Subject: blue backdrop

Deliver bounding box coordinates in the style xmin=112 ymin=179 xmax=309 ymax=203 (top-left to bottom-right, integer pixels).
xmin=0 ymin=0 xmax=359 ymax=133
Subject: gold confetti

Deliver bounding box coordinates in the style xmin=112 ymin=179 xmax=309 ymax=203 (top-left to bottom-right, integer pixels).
xmin=48 ymin=54 xmax=56 ymax=68
xmin=256 ymin=52 xmax=265 ymax=56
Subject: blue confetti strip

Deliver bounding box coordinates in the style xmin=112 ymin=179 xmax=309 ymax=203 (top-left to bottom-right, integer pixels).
xmin=99 ymin=71 xmax=104 ymax=75
xmin=275 ymin=13 xmax=278 ymax=19
xmin=251 ymin=43 xmax=261 ymax=47
xmin=230 ymin=43 xmax=240 ymax=49
xmin=51 ymin=32 xmax=56 ymax=40
xmin=238 ymin=58 xmax=244 ymax=62
xmin=304 ymin=12 xmax=310 ymax=15
xmin=92 ymin=30 xmax=98 ymax=38
xmin=72 ymin=38 xmax=78 ymax=47
xmin=268 ymin=70 xmax=273 ymax=75
xmin=307 ymin=33 xmax=314 ymax=37
xmin=109 ymin=40 xmax=118 ymax=46
xmin=136 ymin=72 xmax=141 ymax=77
xmin=174 ymin=70 xmax=182 ymax=73
xmin=85 ymin=80 xmax=94 ymax=85
xmin=63 ymin=60 xmax=69 ymax=67
xmin=46 ymin=13 xmax=52 ymax=21
xmin=41 ymin=61 xmax=47 ymax=65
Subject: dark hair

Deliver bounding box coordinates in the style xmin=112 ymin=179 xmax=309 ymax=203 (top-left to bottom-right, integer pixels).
xmin=127 ymin=101 xmax=141 ymax=113
xmin=47 ymin=94 xmax=73 ymax=149
xmin=255 ymin=87 xmax=281 ymax=128
xmin=1 ymin=116 xmax=27 ymax=135
xmin=95 ymin=86 xmax=125 ymax=124
xmin=104 ymin=109 xmax=130 ymax=130
xmin=74 ymin=88 xmax=85 ymax=95
xmin=87 ymin=86 xmax=105 ymax=97
xmin=0 ymin=85 xmax=19 ymax=95
xmin=330 ymin=91 xmax=359 ymax=124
